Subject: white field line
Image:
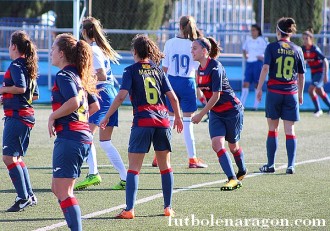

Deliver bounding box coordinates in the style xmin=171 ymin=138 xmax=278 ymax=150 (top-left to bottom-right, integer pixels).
xmin=33 ymin=156 xmax=330 ymax=231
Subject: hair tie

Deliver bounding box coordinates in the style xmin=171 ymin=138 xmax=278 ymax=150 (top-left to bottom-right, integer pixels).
xmin=277 ymin=24 xmax=291 ymax=35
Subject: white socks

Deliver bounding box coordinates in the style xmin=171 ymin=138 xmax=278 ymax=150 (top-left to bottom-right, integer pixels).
xmin=183 ymin=117 xmax=196 ymax=159
xmin=100 ymin=140 xmax=127 ymax=181
xmin=240 ymin=87 xmax=249 ymax=106
xmin=87 ymin=143 xmax=98 ymax=175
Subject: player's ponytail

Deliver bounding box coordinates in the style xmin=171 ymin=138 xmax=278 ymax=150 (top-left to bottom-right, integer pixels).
xmin=10 ymin=30 xmax=38 ymax=80
xmin=82 ymin=17 xmax=121 ymax=64
xmin=180 ymin=15 xmax=201 ymax=41
xmin=132 ymin=34 xmax=164 ymax=66
xmin=277 ymin=17 xmax=297 ymax=37
xmin=55 ymin=33 xmax=97 ymax=95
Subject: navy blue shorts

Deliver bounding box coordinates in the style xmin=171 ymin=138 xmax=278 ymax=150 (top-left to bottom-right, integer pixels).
xmin=208 ymin=110 xmax=244 ymax=143
xmin=128 ymin=127 xmax=172 ymax=153
xmin=2 ymin=117 xmax=31 ymax=157
xmin=166 ymin=75 xmax=197 ymax=113
xmin=52 ymin=138 xmax=91 ymax=178
xmin=244 ymin=60 xmax=263 ymax=84
xmin=89 ymin=83 xmax=118 ymax=127
xmin=265 ymin=91 xmax=299 ymax=121
xmin=311 ymin=73 xmax=324 ymax=88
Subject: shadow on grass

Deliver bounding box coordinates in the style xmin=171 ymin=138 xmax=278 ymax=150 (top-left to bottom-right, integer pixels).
xmin=0 ymin=188 xmax=52 ymax=194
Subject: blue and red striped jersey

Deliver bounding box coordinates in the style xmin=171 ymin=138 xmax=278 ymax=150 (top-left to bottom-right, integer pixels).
xmin=301 ymin=44 xmax=325 ymax=74
xmin=120 ymin=61 xmax=172 ymax=128
xmin=264 ymin=39 xmax=306 ymax=94
xmin=51 ymin=65 xmax=97 ymax=143
xmin=2 ymin=57 xmax=38 ymax=126
xmin=197 ymin=58 xmax=242 ymax=116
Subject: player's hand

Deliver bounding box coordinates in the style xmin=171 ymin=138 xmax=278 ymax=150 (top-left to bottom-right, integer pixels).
xmin=256 ymin=89 xmax=263 ymax=102
xmin=173 ymin=117 xmax=183 ymax=133
xmin=191 ymin=113 xmax=203 ymax=124
xmin=299 ymin=95 xmax=303 ymax=105
xmin=100 ymin=117 xmax=109 ymax=130
xmin=48 ymin=114 xmax=56 ymax=138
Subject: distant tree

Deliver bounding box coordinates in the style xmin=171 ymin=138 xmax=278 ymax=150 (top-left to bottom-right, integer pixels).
xmin=254 ymin=0 xmax=323 ymax=34
xmin=0 ymin=1 xmax=51 ymax=18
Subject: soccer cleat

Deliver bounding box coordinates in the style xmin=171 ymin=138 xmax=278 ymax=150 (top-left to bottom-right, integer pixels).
xmin=220 ymin=179 xmax=242 ymax=191
xmin=164 ymin=207 xmax=175 ymax=217
xmin=111 ymin=180 xmax=126 ymax=190
xmin=286 ymin=166 xmax=295 ymax=174
xmin=115 ymin=209 xmax=135 ymax=219
xmin=74 ymin=173 xmax=102 ymax=190
xmin=189 ymin=158 xmax=208 ymax=168
xmin=151 ymin=156 xmax=158 ymax=167
xmin=236 ymin=169 xmax=248 ymax=181
xmin=313 ymin=110 xmax=323 ymax=117
xmin=6 ymin=197 xmax=32 ymax=212
xmin=30 ymin=194 xmax=38 ymax=206
xmin=259 ymin=165 xmax=275 ymax=173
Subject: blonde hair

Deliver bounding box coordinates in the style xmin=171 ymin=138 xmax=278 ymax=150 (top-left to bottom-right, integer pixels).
xmin=82 ymin=16 xmax=120 ymax=64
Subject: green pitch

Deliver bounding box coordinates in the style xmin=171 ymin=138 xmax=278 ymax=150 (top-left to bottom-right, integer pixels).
xmin=0 ymin=106 xmax=329 ymax=230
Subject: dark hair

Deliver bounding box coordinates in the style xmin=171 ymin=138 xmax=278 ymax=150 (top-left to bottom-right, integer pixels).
xmin=131 ymin=34 xmax=164 ymax=65
xmin=302 ymin=29 xmax=314 ymax=38
xmin=196 ymin=37 xmax=221 ymax=59
xmin=55 ymin=33 xmax=97 ymax=94
xmin=251 ymin=24 xmax=262 ymax=36
xmin=179 ymin=15 xmax=203 ymax=41
xmin=82 ymin=16 xmax=120 ymax=64
xmin=277 ymin=17 xmax=297 ymax=37
xmin=10 ymin=30 xmax=38 ymax=80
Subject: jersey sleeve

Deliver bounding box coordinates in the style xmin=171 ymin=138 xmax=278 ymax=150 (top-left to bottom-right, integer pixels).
xmin=242 ymin=38 xmax=248 ymax=51
xmin=92 ymin=47 xmax=104 ymax=71
xmin=56 ymin=74 xmax=78 ymax=101
xmin=296 ymin=48 xmax=307 ymax=74
xmin=211 ymin=65 xmax=223 ymax=92
xmin=9 ymin=63 xmax=26 ymax=88
xmin=161 ymin=73 xmax=173 ymax=94
xmin=264 ymin=44 xmax=272 ymax=65
xmin=33 ymin=82 xmax=39 ymax=96
xmin=87 ymin=92 xmax=98 ymax=105
xmin=162 ymin=41 xmax=170 ymax=68
xmin=120 ymin=68 xmax=132 ymax=91
xmin=315 ymin=46 xmax=326 ymax=60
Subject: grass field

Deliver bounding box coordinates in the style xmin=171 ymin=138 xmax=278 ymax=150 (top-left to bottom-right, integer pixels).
xmin=0 ymin=106 xmax=329 ymax=231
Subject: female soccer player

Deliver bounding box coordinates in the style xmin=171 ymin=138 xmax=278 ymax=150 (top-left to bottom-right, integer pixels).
xmin=1 ymin=30 xmax=39 ymax=212
xmin=75 ymin=16 xmax=127 ymax=190
xmin=49 ymin=33 xmax=100 ymax=230
xmin=100 ymin=34 xmax=183 ymax=219
xmin=240 ymin=24 xmax=268 ymax=110
xmin=191 ymin=37 xmax=246 ymax=191
xmin=256 ymin=17 xmax=306 ymax=174
xmin=301 ymin=30 xmax=330 ymax=117
xmin=155 ymin=15 xmax=207 ymax=168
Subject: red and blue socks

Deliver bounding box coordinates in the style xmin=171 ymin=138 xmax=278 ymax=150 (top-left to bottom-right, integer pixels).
xmin=125 ymin=170 xmax=139 ymax=211
xmin=7 ymin=162 xmax=28 ymax=200
xmin=60 ymin=197 xmax=82 ymax=231
xmin=232 ymin=148 xmax=246 ymax=172
xmin=19 ymin=161 xmax=34 ymax=196
xmin=266 ymin=131 xmax=278 ymax=167
xmin=321 ymin=92 xmax=330 ymax=108
xmin=286 ymin=135 xmax=297 ymax=168
xmin=217 ymin=149 xmax=235 ymax=179
xmin=311 ymin=95 xmax=321 ymax=112
xmin=160 ymin=168 xmax=173 ymax=209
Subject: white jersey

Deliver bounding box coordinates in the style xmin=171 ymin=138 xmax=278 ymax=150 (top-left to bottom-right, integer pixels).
xmin=242 ymin=36 xmax=268 ymax=62
xmin=91 ymin=42 xmax=114 ymax=84
xmin=162 ymin=37 xmax=199 ymax=78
